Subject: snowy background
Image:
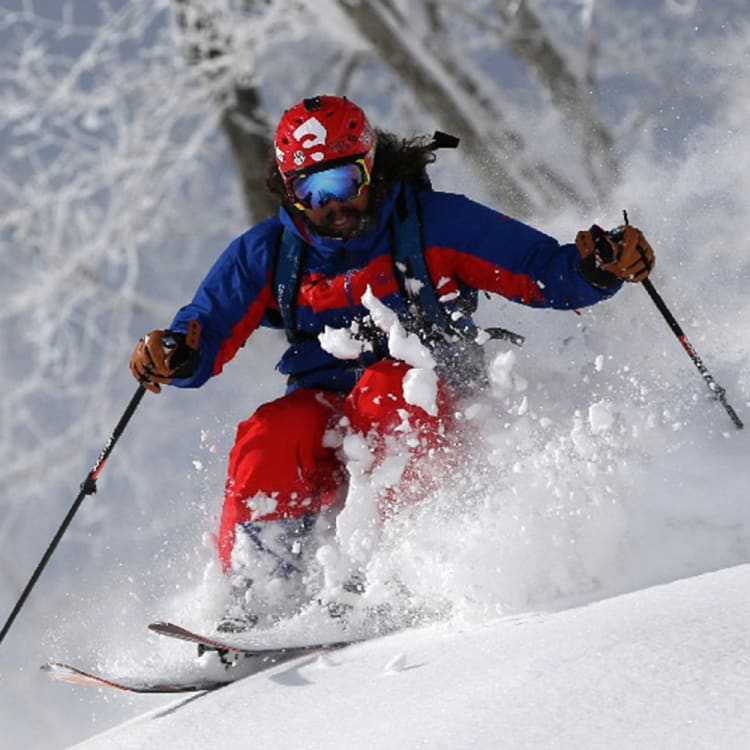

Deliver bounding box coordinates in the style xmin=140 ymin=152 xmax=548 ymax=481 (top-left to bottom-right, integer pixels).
xmin=1 ymin=1 xmax=749 ymax=748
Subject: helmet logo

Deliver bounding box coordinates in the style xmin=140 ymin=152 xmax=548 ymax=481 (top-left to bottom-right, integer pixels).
xmin=292 ymin=117 xmax=327 ymax=163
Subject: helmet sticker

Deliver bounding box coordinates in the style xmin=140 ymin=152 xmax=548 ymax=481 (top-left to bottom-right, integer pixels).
xmin=292 ymin=117 xmax=328 ymax=163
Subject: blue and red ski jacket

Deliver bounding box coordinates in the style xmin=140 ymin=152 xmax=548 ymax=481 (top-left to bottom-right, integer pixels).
xmin=169 ymin=183 xmax=620 ymax=393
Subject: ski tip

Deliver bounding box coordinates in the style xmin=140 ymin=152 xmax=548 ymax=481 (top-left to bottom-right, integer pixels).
xmin=41 ymin=661 xmax=104 ymax=688
xmin=147 ymin=620 xmax=201 ymax=640
xmin=148 ymin=620 xmax=199 ymax=639
xmin=41 ymin=659 xmax=228 ymax=693
xmin=41 ymin=660 xmax=76 ymax=676
xmin=148 ymin=620 xmax=196 ymax=633
xmin=147 ymin=620 xmax=172 ymax=632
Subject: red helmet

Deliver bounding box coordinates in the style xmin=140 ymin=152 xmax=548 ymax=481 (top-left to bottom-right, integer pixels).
xmin=274 ymin=96 xmax=376 ymax=184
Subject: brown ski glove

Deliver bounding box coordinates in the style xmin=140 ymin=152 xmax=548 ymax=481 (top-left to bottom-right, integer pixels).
xmin=577 ymin=224 xmax=655 ymax=286
xmin=129 ymin=319 xmax=201 ymax=393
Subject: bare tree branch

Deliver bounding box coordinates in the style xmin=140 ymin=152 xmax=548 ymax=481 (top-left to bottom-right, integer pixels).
xmin=333 ymin=0 xmax=601 ymax=217
xmin=172 ymin=0 xmax=277 ymax=221
xmin=489 ymin=0 xmax=619 ymax=190
xmin=334 ymin=0 xmax=536 ymax=216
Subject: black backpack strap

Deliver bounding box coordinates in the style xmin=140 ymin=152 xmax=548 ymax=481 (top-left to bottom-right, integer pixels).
xmin=392 ymin=183 xmax=524 ymax=349
xmin=393 ymin=182 xmax=483 ymax=341
xmin=392 ymin=183 xmax=455 ymax=332
xmin=273 ymin=226 xmax=307 ymax=342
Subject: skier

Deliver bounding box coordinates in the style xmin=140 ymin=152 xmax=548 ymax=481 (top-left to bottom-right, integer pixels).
xmin=129 ymin=95 xmax=654 ymax=631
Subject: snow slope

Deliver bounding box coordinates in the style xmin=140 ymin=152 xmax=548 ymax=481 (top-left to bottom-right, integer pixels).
xmin=73 ymin=565 xmax=750 ymax=750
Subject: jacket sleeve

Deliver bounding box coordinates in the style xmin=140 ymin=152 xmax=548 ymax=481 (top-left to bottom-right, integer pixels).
xmin=419 ymin=191 xmax=622 ymax=310
xmin=167 ymin=218 xmax=279 ymax=388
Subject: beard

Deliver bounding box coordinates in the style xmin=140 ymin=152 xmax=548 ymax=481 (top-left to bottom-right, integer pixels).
xmin=305 ymin=195 xmax=380 ymax=239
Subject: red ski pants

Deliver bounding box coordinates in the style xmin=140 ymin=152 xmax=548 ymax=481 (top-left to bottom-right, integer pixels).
xmin=218 ymin=360 xmax=452 ymax=569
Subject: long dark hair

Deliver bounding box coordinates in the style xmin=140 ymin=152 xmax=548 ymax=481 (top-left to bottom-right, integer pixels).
xmin=266 ymin=129 xmax=438 ymax=211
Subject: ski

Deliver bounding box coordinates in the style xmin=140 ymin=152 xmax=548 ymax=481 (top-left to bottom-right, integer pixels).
xmin=40 ymin=660 xmax=232 ymax=693
xmin=147 ymin=619 xmax=355 ymax=656
xmin=41 ymin=641 xmax=333 ymax=695
xmin=42 ymin=617 xmax=368 ymax=694
xmin=42 ymin=622 xmax=354 ymax=694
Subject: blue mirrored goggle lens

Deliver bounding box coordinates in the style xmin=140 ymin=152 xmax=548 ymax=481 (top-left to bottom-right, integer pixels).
xmin=290 ymin=162 xmax=366 ymax=209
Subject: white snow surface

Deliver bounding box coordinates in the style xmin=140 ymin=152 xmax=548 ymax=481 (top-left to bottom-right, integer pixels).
xmin=74 ymin=565 xmax=750 ymax=750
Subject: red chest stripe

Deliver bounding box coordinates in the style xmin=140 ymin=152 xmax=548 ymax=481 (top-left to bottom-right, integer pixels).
xmin=424 ymin=245 xmax=544 ymax=305
xmin=296 ymin=245 xmax=544 ymax=316
xmin=299 ymin=253 xmax=399 ymax=311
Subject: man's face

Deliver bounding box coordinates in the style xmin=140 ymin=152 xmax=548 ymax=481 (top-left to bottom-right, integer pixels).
xmin=300 ymin=190 xmax=371 ymax=239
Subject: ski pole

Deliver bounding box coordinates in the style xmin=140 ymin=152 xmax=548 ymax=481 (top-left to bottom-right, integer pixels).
xmin=641 ymin=277 xmax=743 ymax=430
xmin=616 ymin=210 xmax=743 ymax=430
xmin=0 ymin=385 xmax=147 ymax=649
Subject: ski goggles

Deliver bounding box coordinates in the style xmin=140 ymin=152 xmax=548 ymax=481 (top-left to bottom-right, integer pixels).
xmin=288 ymin=157 xmax=371 ymax=211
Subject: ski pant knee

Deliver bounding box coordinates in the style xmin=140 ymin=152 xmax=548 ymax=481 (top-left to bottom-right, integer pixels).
xmin=345 ymin=359 xmax=453 ymax=454
xmin=218 ymin=388 xmax=345 ymax=570
xmin=218 ymin=360 xmax=455 ymax=570
xmin=345 ymin=360 xmax=455 ymax=508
